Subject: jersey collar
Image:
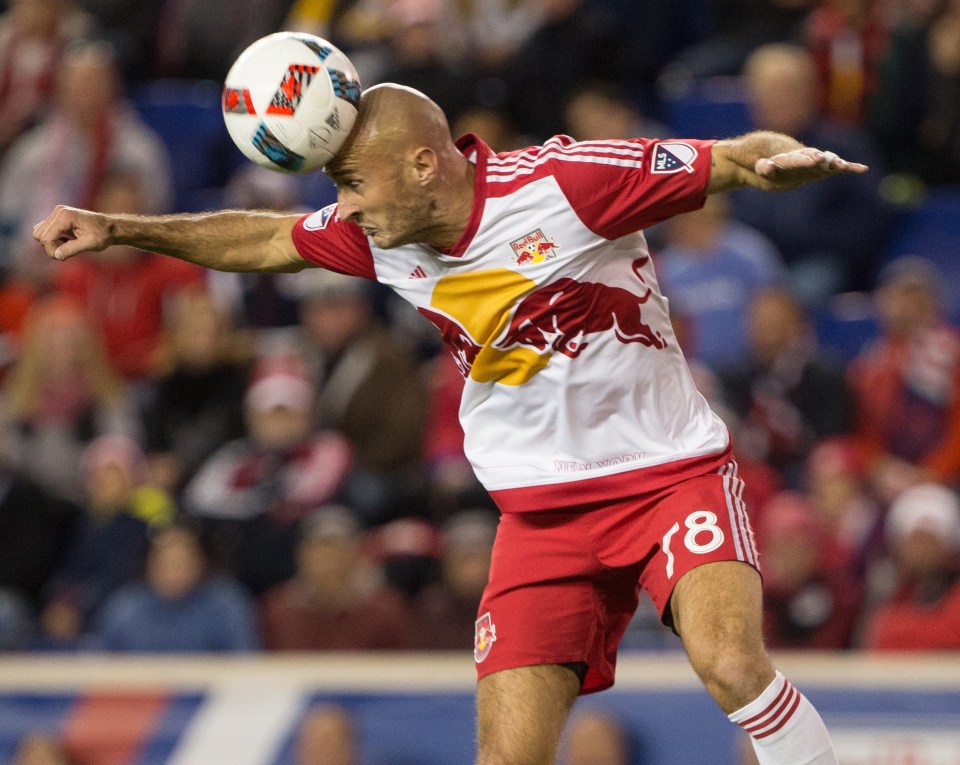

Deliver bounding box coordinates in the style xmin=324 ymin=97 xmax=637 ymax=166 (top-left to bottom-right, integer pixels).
xmin=433 ymin=133 xmax=490 ymax=259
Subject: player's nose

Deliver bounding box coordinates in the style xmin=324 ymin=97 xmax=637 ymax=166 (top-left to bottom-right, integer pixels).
xmin=336 ymin=189 xmax=360 ymax=220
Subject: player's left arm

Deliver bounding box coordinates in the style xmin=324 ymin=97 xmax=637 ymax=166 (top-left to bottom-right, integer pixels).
xmin=707 ymin=130 xmax=869 ymax=194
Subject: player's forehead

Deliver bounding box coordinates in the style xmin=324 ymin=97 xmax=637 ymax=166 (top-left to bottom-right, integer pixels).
xmin=327 ymin=136 xmax=387 ymax=180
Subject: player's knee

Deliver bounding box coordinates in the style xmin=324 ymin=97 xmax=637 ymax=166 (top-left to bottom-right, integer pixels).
xmin=688 ymin=641 xmax=773 ymax=708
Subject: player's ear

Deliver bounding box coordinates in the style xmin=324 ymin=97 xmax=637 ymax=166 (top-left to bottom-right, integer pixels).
xmin=410 ymin=146 xmax=438 ymax=185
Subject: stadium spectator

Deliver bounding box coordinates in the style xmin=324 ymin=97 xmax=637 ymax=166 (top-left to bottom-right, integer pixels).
xmin=94 ymin=521 xmax=259 ymax=652
xmin=0 ymin=40 xmax=172 ymax=283
xmin=804 ymin=0 xmax=891 ymax=125
xmin=804 ymin=436 xmax=883 ymax=579
xmin=183 ymin=354 xmax=352 ymax=595
xmin=295 ymin=704 xmax=359 ymax=765
xmin=375 ymin=0 xmax=474 ymax=125
xmin=74 ymin=0 xmax=158 ymax=81
xmin=498 ymin=0 xmax=621 ymax=141
xmin=913 ymin=0 xmax=960 ymax=184
xmin=847 ymin=257 xmax=960 ymax=500
xmin=258 ymin=504 xmax=416 ymax=650
xmin=142 ymin=287 xmax=251 ymax=492
xmin=286 ymin=0 xmax=394 ymax=85
xmin=449 ymin=105 xmax=528 ymax=153
xmin=295 ymin=269 xmax=426 ymax=523
xmin=371 ymin=516 xmax=443 ymax=600
xmin=413 ymin=509 xmax=497 ymax=649
xmin=758 ymin=491 xmax=862 ymax=650
xmin=733 ymin=42 xmax=887 ymax=301
xmin=563 ymin=80 xmax=669 ymax=142
xmin=662 ymin=0 xmax=812 ymax=80
xmin=39 ymin=434 xmax=174 ymax=647
xmin=0 ymin=0 xmax=92 ymax=158
xmin=52 ymin=167 xmax=203 ymax=382
xmin=153 ymin=0 xmax=290 ymax=80
xmin=0 ymin=295 xmax=142 ymax=503
xmin=453 ymin=0 xmax=541 ymax=72
xmin=862 ymin=482 xmax=960 ymax=650
xmin=867 ymin=0 xmax=960 ymax=183
xmin=562 ymin=709 xmax=631 ymax=765
xmin=719 ymin=287 xmax=855 ymax=486
xmin=0 ymin=458 xmax=79 ymax=628
xmin=655 ymin=193 xmax=788 ymax=371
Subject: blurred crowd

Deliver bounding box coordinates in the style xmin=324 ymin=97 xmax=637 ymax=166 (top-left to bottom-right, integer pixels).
xmin=0 ymin=0 xmax=959 ymax=667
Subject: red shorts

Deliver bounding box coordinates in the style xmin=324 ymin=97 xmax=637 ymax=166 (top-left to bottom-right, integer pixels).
xmin=474 ymin=458 xmax=759 ymax=694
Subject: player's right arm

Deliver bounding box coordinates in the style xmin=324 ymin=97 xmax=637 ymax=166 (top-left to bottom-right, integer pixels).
xmin=32 ymin=206 xmax=309 ymax=273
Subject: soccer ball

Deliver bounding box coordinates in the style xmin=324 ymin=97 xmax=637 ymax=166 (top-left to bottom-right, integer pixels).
xmin=222 ymin=32 xmax=361 ymax=173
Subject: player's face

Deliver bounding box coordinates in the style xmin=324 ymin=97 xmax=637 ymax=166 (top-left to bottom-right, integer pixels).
xmin=330 ymin=148 xmax=433 ymax=249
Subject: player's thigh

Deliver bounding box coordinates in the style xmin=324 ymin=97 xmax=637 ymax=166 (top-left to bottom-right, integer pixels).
xmin=476 ymin=664 xmax=581 ymax=765
xmin=670 ymin=559 xmax=764 ymax=652
xmin=670 ymin=560 xmax=773 ymax=709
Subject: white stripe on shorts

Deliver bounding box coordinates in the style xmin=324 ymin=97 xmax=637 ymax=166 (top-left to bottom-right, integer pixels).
xmin=719 ymin=461 xmax=757 ymax=566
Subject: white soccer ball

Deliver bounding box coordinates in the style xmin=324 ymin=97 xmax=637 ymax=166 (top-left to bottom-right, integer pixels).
xmin=222 ymin=32 xmax=361 ymax=173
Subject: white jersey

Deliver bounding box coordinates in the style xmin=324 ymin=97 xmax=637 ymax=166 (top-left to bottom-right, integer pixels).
xmin=292 ymin=134 xmax=731 ymax=512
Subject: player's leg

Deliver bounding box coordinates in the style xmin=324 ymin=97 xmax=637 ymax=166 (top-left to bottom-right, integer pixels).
xmin=475 ymin=664 xmax=581 ymax=765
xmin=670 ymin=560 xmax=772 ymax=710
xmin=670 ymin=560 xmax=838 ymax=765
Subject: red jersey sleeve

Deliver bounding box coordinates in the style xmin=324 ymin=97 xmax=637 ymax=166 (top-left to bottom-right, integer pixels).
xmin=497 ymin=136 xmax=715 ymax=240
xmin=291 ymin=203 xmax=377 ymax=280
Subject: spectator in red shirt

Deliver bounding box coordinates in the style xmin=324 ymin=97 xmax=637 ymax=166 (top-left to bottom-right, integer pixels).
xmin=258 ymin=504 xmax=415 ymax=651
xmin=0 ymin=0 xmax=92 ymax=157
xmin=183 ymin=355 xmax=352 ymax=595
xmin=848 ymin=257 xmax=960 ymax=502
xmin=863 ymin=482 xmax=960 ymax=651
xmin=804 ymin=436 xmax=884 ymax=579
xmin=53 ymin=168 xmax=202 ymax=381
xmin=0 ymin=295 xmax=141 ymax=502
xmin=758 ymin=491 xmax=863 ymax=650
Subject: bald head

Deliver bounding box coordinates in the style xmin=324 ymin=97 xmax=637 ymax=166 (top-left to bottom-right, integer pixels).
xmin=329 ymin=84 xmax=456 ymax=173
xmin=743 ymin=44 xmax=820 ymax=134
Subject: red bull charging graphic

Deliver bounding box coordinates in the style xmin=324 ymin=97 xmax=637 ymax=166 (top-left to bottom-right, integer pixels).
xmin=418 ymin=257 xmax=666 ymax=386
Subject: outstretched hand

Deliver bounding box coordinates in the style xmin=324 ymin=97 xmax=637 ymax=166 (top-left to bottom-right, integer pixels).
xmin=754 ymin=147 xmax=868 ymax=190
xmin=32 ymin=205 xmax=111 ymax=261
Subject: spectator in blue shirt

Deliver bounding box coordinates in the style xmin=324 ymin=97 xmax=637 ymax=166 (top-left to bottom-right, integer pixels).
xmin=94 ymin=521 xmax=258 ymax=652
xmin=656 ymin=193 xmax=787 ymax=372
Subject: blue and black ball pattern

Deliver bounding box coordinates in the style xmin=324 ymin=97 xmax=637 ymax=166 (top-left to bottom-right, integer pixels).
xmin=252 ymin=122 xmax=305 ymax=172
xmin=294 ymin=36 xmax=333 ymax=61
xmin=327 ymin=68 xmax=361 ymax=108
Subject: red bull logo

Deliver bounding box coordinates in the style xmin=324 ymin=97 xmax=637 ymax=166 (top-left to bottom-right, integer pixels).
xmin=417 ymin=260 xmax=666 ymax=386
xmin=474 ymin=612 xmax=497 ymax=663
xmin=495 ymin=256 xmax=667 ymax=358
xmin=510 ymin=229 xmax=560 ymax=266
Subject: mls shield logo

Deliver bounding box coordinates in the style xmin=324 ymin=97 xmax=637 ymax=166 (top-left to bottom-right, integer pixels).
xmin=303 ymin=203 xmax=338 ymax=231
xmin=652 ymin=141 xmax=697 ymax=174
xmin=474 ymin=612 xmax=497 ymax=663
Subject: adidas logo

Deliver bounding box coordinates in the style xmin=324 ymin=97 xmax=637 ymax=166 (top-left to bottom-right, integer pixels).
xmin=408 ymin=265 xmax=427 ymax=279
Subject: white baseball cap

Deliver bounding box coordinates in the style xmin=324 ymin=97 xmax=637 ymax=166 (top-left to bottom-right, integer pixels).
xmin=886 ymin=483 xmax=960 ymax=551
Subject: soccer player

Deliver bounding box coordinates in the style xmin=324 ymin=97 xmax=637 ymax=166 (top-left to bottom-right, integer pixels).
xmin=34 ymin=84 xmax=865 ymax=765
